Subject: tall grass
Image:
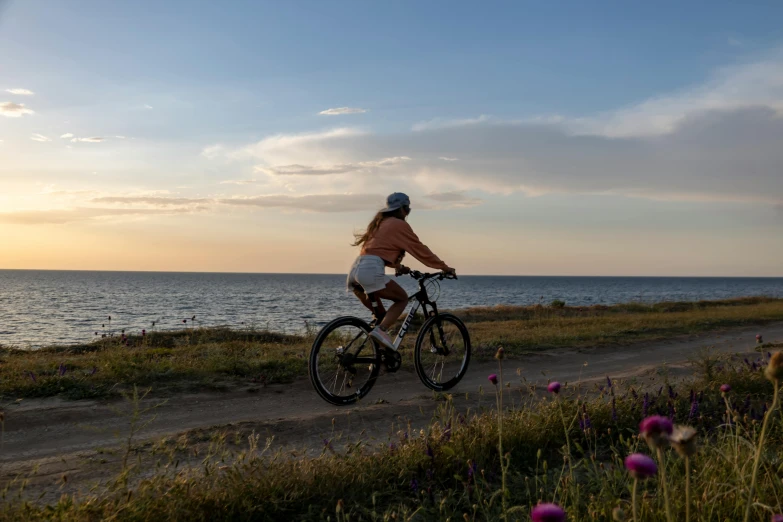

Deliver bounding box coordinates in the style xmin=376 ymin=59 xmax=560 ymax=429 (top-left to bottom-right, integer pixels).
xmin=2 ymin=346 xmax=782 ymax=521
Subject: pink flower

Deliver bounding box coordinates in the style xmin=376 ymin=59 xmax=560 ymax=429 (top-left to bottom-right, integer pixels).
xmin=531 ymin=503 xmax=566 ymax=522
xmin=757 ymin=334 xmax=763 ymax=343
xmin=720 ymin=384 xmax=731 ymax=393
xmin=624 ymin=453 xmax=657 ymax=480
xmin=488 ymin=374 xmax=498 ymax=385
xmin=547 ymin=381 xmax=561 ymax=394
xmin=771 ymin=515 xmax=783 ymax=522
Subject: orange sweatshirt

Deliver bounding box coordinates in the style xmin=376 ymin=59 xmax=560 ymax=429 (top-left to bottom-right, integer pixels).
xmin=361 ymin=217 xmax=450 ymax=271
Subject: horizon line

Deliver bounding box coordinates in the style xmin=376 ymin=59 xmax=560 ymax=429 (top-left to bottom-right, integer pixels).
xmin=1 ymin=268 xmax=782 ymax=279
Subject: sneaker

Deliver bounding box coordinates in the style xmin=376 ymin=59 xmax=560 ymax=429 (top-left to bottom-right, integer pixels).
xmin=369 ymin=327 xmax=395 ymax=350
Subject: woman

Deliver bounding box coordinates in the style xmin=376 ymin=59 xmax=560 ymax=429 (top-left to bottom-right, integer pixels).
xmin=347 ymin=192 xmax=455 ymax=349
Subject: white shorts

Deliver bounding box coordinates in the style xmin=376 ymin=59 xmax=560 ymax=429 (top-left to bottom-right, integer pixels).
xmin=346 ymin=255 xmax=390 ymax=295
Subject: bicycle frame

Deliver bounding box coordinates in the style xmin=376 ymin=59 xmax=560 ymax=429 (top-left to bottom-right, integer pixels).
xmin=377 ymin=275 xmax=441 ymax=351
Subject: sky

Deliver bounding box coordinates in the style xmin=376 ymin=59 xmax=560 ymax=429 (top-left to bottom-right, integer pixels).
xmin=1 ymin=0 xmax=782 ymax=276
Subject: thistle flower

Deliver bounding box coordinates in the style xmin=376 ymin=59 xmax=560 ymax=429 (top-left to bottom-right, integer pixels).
xmin=670 ymin=425 xmax=698 ymax=457
xmin=530 ymin=503 xmax=566 ymax=522
xmin=639 ymin=415 xmax=673 ymax=449
xmin=606 ymin=375 xmax=613 ymax=388
xmin=495 ymin=347 xmax=504 ymax=360
xmin=720 ymin=383 xmax=731 ymax=394
xmin=756 ymin=334 xmax=763 ymax=344
xmin=624 ymin=453 xmax=657 ymax=480
xmin=58 ymin=363 xmax=66 ymax=377
xmin=547 ymin=381 xmax=561 ymax=394
xmin=771 ymin=514 xmax=783 ymax=522
xmin=142 ymin=329 xmax=146 ymax=337
xmin=28 ymin=371 xmax=36 ymax=383
xmin=764 ymin=351 xmax=783 ymax=383
xmin=488 ymin=374 xmax=498 ymax=385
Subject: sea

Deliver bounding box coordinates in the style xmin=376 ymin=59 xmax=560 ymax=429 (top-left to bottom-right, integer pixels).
xmin=1 ymin=270 xmax=782 ymax=348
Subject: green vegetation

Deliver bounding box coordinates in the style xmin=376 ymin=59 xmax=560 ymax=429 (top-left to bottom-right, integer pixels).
xmin=2 ymin=345 xmax=782 ymax=521
xmin=1 ymin=297 xmax=782 ymax=400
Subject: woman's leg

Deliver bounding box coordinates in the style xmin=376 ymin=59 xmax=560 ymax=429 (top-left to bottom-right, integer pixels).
xmin=352 ymin=287 xmax=387 ymax=318
xmin=373 ymin=280 xmax=408 ymax=331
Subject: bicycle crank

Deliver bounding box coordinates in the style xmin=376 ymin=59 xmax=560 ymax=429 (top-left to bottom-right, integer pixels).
xmin=381 ymin=348 xmax=402 ymax=373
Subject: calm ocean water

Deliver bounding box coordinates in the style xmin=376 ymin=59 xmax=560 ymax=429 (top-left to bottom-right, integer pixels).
xmin=1 ymin=270 xmax=782 ymax=348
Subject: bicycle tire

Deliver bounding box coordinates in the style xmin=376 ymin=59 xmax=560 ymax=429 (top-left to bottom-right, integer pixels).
xmin=309 ymin=316 xmax=380 ymax=406
xmin=414 ymin=312 xmax=471 ymax=391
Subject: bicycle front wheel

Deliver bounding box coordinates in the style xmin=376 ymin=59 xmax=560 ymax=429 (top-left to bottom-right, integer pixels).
xmin=309 ymin=316 xmax=380 ymax=406
xmin=414 ymin=313 xmax=471 ymax=391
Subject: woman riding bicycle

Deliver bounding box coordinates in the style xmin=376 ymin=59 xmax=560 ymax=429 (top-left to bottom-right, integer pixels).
xmin=347 ymin=192 xmax=456 ymax=349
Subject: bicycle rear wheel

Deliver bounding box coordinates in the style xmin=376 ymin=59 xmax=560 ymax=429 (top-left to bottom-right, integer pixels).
xmin=309 ymin=316 xmax=380 ymax=406
xmin=414 ymin=313 xmax=471 ymax=391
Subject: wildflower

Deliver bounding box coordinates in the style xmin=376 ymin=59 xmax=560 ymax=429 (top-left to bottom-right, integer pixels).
xmin=756 ymin=334 xmax=763 ymax=344
xmin=142 ymin=329 xmax=146 ymax=337
xmin=90 ymin=366 xmax=98 ymax=375
xmin=667 ymin=385 xmax=675 ymax=399
xmin=624 ymin=453 xmax=657 ymax=480
xmin=612 ymin=506 xmax=626 ymax=521
xmin=183 ymin=319 xmax=187 ymax=324
xmin=642 ymin=393 xmax=650 ymax=416
xmin=530 ymin=502 xmax=566 ymax=522
xmin=688 ymin=398 xmax=699 ymax=421
xmin=606 ymin=375 xmax=613 ymax=388
xmin=410 ymin=478 xmax=419 ymax=493
xmin=670 ymin=425 xmax=698 ymax=457
xmin=28 ymin=371 xmax=37 ymax=383
xmin=488 ymin=374 xmax=498 ymax=385
xmin=495 ymin=347 xmax=504 ymax=360
xmin=764 ymin=351 xmax=783 ymax=383
xmin=58 ymin=363 xmax=66 ymax=377
xmin=547 ymin=381 xmax=561 ymax=394
xmin=611 ymin=397 xmax=618 ymax=421
xmin=639 ymin=415 xmax=673 ymax=449
xmin=772 ymin=515 xmax=783 ymax=522
xmin=720 ymin=384 xmax=731 ymax=394
xmin=388 ymin=442 xmax=396 ymax=453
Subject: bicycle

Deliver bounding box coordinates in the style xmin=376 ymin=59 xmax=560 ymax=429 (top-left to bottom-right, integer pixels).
xmin=309 ymin=270 xmax=471 ymax=406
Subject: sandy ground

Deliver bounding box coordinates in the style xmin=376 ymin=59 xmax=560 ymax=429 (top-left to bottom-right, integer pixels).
xmin=0 ymin=322 xmax=780 ymax=502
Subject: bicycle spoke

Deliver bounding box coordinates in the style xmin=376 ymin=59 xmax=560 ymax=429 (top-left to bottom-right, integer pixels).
xmin=312 ymin=320 xmax=379 ymax=404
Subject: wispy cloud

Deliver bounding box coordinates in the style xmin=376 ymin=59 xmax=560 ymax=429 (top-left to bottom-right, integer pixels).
xmin=412 ymin=115 xmax=493 ymax=132
xmin=319 ymin=107 xmax=368 ymax=115
xmin=30 ymin=133 xmax=51 ymax=142
xmin=438 ymin=156 xmax=459 ymax=162
xmin=256 ymin=156 xmax=411 ymax=176
xmin=72 ymin=137 xmax=106 ymax=143
xmin=114 ymin=135 xmax=126 ymax=139
xmin=144 ymin=104 xmax=153 ymax=109
xmin=5 ymin=88 xmax=34 ymax=96
xmin=60 ymin=133 xmax=74 ymax=139
xmin=91 ymin=196 xmax=209 ymax=207
xmin=201 ymin=144 xmax=226 ymax=159
xmin=219 ymin=193 xmax=383 ymax=213
xmin=426 ymin=191 xmax=482 ymax=207
xmin=0 ymin=102 xmax=35 ymax=118
xmin=0 ymin=207 xmax=199 ymax=225
xmin=219 ymin=179 xmax=260 ymax=185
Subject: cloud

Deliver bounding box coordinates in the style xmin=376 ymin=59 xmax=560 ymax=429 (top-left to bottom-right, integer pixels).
xmin=91 ymin=196 xmax=209 ymax=207
xmin=0 ymin=207 xmax=199 ymax=225
xmin=0 ymin=102 xmax=34 ymax=118
xmin=201 ymin=144 xmax=226 ymax=159
xmin=30 ymin=133 xmax=50 ymax=142
xmin=5 ymin=88 xmax=34 ymax=96
xmin=72 ymin=137 xmax=106 ymax=143
xmin=412 ymin=115 xmax=493 ymax=132
xmin=426 ymin=191 xmax=482 ymax=207
xmin=144 ymin=104 xmax=153 ymax=109
xmin=438 ymin=157 xmax=459 ymax=162
xmin=114 ymin=135 xmax=126 ymax=139
xmin=237 ymin=127 xmax=368 ymax=166
xmin=219 ymin=193 xmax=384 ymax=213
xmin=60 ymin=133 xmax=74 ymax=139
xmin=256 ymin=156 xmax=411 ymax=176
xmin=319 ymin=107 xmax=368 ymax=115
xmin=219 ymin=179 xmax=260 ymax=185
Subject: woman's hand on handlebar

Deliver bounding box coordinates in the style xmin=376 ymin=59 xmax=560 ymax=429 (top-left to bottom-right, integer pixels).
xmin=395 ymin=265 xmax=411 ymax=276
xmin=444 ymin=267 xmax=457 ymax=279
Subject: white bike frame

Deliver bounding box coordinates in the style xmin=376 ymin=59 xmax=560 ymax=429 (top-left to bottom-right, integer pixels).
xmin=389 ymin=300 xmax=421 ymax=351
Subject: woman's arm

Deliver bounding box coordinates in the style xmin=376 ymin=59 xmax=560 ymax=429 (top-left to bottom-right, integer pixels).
xmin=395 ymin=220 xmax=451 ymax=271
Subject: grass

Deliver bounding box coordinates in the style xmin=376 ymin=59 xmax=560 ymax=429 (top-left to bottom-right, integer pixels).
xmin=1 ymin=297 xmax=782 ymax=400
xmin=1 ymin=345 xmax=782 ymax=520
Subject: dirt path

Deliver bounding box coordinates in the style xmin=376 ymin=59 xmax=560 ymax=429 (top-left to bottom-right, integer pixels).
xmin=0 ymin=323 xmax=779 ymax=501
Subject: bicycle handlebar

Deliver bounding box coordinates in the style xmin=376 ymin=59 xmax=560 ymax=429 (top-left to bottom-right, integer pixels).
xmin=408 ymin=270 xmax=458 ymax=281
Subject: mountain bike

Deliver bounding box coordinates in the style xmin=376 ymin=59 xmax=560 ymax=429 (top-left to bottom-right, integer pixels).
xmin=309 ymin=270 xmax=471 ymax=406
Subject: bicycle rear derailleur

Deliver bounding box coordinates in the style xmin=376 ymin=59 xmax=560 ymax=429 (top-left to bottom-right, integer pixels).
xmin=381 ymin=348 xmax=402 ymax=373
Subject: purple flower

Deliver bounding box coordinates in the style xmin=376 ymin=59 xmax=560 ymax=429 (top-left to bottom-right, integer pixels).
xmin=547 ymin=381 xmax=561 ymax=394
xmin=488 ymin=374 xmax=498 ymax=385
xmin=642 ymin=393 xmax=650 ymax=416
xmin=771 ymin=514 xmax=783 ymax=522
xmin=58 ymin=363 xmax=67 ymax=377
xmin=720 ymin=384 xmax=731 ymax=394
xmin=531 ymin=503 xmax=566 ymax=522
xmin=410 ymin=478 xmax=419 ymax=493
xmin=606 ymin=376 xmax=613 ymax=388
xmin=467 ymin=461 xmax=477 ymax=480
xmin=388 ymin=442 xmax=396 ymax=452
xmin=624 ymin=453 xmax=658 ymax=480
xmin=90 ymin=366 xmax=98 ymax=375
xmin=640 ymin=415 xmax=673 ymax=448
xmin=611 ymin=397 xmax=618 ymax=421
xmin=668 ymin=385 xmax=676 ymax=399
xmin=688 ymin=399 xmax=699 ymax=421
xmin=28 ymin=371 xmax=37 ymax=383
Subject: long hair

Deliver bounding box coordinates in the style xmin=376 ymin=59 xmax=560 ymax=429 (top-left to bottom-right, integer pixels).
xmin=352 ymin=208 xmax=406 ymax=246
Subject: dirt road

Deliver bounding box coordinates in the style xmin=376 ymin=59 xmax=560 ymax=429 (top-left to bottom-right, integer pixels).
xmin=0 ymin=323 xmax=779 ymax=500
